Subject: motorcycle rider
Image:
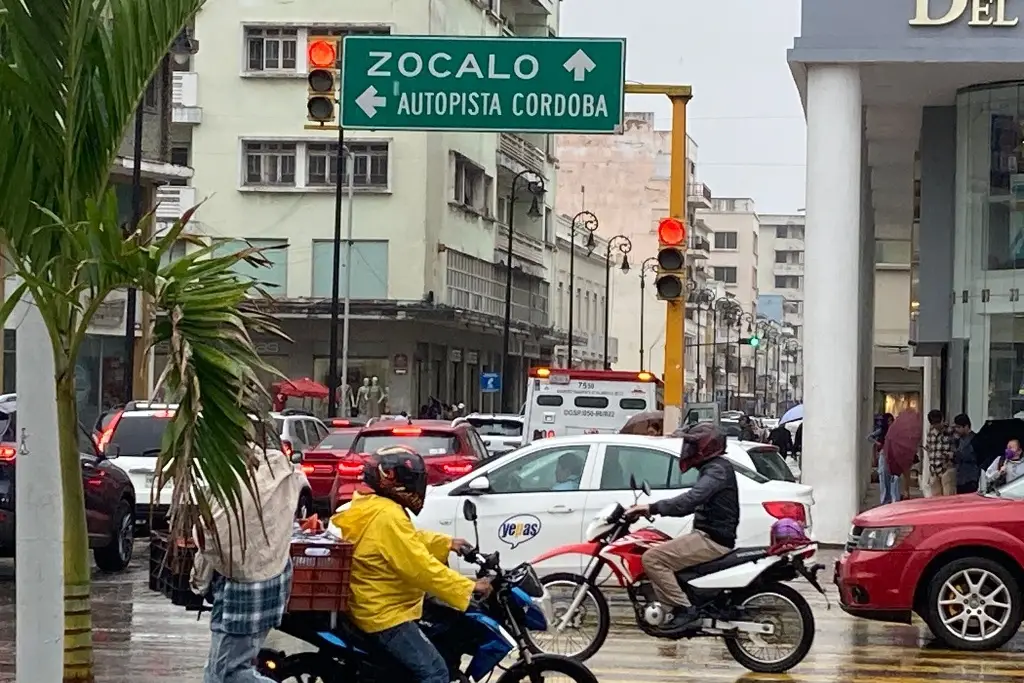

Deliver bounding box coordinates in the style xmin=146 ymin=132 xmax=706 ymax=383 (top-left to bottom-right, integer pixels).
xmin=625 ymin=422 xmax=739 ymax=632
xmin=332 ymin=445 xmax=493 ymax=683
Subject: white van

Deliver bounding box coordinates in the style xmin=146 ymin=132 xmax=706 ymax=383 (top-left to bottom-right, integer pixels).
xmin=523 ymin=367 xmax=663 ymax=444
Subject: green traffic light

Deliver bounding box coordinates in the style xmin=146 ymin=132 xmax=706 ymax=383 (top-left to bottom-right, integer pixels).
xmin=749 ymin=336 xmax=761 ymax=348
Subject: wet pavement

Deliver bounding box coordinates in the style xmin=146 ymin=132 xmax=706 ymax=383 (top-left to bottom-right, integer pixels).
xmin=1 ymin=545 xmax=1023 ymax=682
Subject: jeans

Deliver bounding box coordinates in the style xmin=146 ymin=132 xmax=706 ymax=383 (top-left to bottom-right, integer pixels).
xmin=640 ymin=530 xmax=728 ymax=607
xmin=373 ymin=621 xmax=449 ymax=683
xmin=877 ymin=453 xmax=901 ymax=505
xmin=204 ymin=630 xmax=276 ymax=683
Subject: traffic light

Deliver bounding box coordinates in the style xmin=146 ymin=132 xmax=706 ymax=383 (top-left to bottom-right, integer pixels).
xmin=742 ymin=336 xmax=762 ymax=348
xmin=654 ymin=217 xmax=687 ymax=301
xmin=307 ymin=37 xmax=339 ymax=124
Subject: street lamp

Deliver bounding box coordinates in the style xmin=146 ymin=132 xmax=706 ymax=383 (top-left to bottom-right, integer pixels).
xmin=776 ymin=337 xmax=802 ymax=414
xmin=500 ymin=170 xmax=545 ymax=412
xmin=567 ymin=211 xmax=598 ymax=369
xmin=689 ymin=287 xmax=717 ymax=401
xmin=602 ymin=235 xmax=632 ymax=369
xmin=715 ymin=299 xmax=742 ymax=409
xmin=732 ymin=309 xmax=756 ymax=412
xmin=638 ymin=257 xmax=658 ymax=371
xmin=752 ymin=321 xmax=779 ymax=415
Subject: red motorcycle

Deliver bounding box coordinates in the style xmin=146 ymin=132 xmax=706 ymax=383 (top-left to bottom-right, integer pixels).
xmin=526 ymin=478 xmax=826 ymax=674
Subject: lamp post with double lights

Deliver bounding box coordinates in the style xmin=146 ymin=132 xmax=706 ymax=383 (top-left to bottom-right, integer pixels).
xmin=637 ymin=257 xmax=659 ymax=371
xmin=752 ymin=322 xmax=779 ymax=414
xmin=500 ymin=170 xmax=545 ymax=412
xmin=690 ymin=287 xmax=717 ymax=401
xmin=567 ymin=211 xmax=599 ymax=368
xmin=602 ymin=235 xmax=632 ymax=369
xmin=732 ymin=310 xmax=756 ymax=411
xmin=716 ymin=299 xmax=743 ymax=409
xmin=776 ymin=337 xmax=802 ymax=414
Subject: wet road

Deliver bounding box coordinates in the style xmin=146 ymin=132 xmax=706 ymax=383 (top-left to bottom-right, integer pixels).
xmin=1 ymin=546 xmax=1023 ymax=682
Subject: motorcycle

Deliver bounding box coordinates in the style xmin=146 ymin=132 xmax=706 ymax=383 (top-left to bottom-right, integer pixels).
xmin=526 ymin=476 xmax=827 ymax=674
xmin=258 ymin=499 xmax=599 ymax=683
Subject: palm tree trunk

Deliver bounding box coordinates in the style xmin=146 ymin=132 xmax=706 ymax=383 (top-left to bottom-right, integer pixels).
xmin=56 ymin=370 xmax=94 ymax=682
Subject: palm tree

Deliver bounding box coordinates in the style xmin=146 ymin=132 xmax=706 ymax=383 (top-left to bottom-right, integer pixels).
xmin=0 ymin=1 xmax=284 ymax=680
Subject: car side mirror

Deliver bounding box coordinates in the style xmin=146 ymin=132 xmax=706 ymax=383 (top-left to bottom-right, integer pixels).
xmin=467 ymin=476 xmax=490 ymax=493
xmin=629 ymin=473 xmax=637 ymax=491
xmin=105 ymin=444 xmax=120 ymax=458
xmin=462 ymin=499 xmax=478 ymax=522
xmin=291 ymin=452 xmax=302 ymax=465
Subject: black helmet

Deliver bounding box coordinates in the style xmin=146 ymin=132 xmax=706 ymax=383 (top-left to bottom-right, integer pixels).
xmin=363 ymin=445 xmax=429 ymax=515
xmin=678 ymin=422 xmax=727 ymax=473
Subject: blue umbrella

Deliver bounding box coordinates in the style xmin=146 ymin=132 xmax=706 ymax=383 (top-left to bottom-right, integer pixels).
xmin=780 ymin=404 xmax=803 ymax=425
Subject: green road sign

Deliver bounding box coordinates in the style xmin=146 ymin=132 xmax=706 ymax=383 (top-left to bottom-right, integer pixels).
xmin=340 ymin=35 xmax=626 ymax=133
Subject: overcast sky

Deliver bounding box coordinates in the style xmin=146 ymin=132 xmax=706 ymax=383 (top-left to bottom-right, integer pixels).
xmin=560 ymin=0 xmax=806 ymax=214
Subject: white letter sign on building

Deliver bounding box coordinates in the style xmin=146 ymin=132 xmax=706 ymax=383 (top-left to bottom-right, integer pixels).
xmin=910 ymin=0 xmax=1019 ymax=26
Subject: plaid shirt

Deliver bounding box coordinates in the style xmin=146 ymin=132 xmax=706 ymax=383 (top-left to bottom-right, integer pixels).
xmin=926 ymin=426 xmax=956 ymax=477
xmin=210 ymin=560 xmax=292 ymax=635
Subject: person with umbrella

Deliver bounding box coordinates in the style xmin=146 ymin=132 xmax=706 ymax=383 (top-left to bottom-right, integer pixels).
xmin=874 ymin=413 xmax=899 ymax=504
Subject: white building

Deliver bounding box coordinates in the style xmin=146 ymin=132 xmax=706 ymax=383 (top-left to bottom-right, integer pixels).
xmin=166 ymin=0 xmax=564 ymax=414
xmin=757 ymin=213 xmax=806 ymax=343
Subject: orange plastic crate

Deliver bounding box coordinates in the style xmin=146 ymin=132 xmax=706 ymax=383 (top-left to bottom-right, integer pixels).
xmin=287 ymin=540 xmax=354 ymax=612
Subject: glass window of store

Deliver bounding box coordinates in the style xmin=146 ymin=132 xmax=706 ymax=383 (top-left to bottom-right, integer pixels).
xmin=955 ymin=82 xmax=1024 ymax=420
xmin=312 ymin=356 xmax=390 ymax=418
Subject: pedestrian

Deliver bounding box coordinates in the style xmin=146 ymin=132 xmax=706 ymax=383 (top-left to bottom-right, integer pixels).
xmin=767 ymin=422 xmax=794 ymax=458
xmin=874 ymin=413 xmax=900 ymax=505
xmin=924 ymin=409 xmax=957 ymax=497
xmin=985 ymin=438 xmax=1024 ymax=489
xmin=737 ymin=415 xmax=757 ymax=442
xmin=190 ymin=440 xmax=305 ymax=683
xmin=952 ymin=413 xmax=980 ymax=494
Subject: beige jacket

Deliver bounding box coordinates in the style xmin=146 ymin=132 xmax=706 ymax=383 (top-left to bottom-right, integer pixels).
xmin=190 ymin=447 xmax=303 ymax=592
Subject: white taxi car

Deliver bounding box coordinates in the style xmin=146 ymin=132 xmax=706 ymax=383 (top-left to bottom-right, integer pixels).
xmin=412 ymin=433 xmax=815 ymax=578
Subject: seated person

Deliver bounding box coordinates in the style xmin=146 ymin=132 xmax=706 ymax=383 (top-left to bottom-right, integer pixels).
xmin=332 ymin=446 xmax=492 ymax=683
xmin=551 ymin=451 xmax=584 ymax=490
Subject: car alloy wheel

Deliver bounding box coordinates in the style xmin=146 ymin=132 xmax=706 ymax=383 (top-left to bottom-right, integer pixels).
xmin=937 ymin=567 xmax=1012 ymax=643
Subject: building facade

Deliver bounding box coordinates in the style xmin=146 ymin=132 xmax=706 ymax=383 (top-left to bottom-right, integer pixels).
xmin=786 ymin=0 xmax=1024 ymax=542
xmin=169 ymin=0 xmax=565 ymax=414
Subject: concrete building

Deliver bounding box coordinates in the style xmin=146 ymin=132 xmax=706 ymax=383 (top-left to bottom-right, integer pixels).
xmin=554 ymin=111 xmax=714 ymax=399
xmin=786 ymin=0 xmax=1024 ymax=542
xmin=757 ymin=213 xmax=805 ymax=343
xmin=167 ymin=0 xmax=564 ymax=414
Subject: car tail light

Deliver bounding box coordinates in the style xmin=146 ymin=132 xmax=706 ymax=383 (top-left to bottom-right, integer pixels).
xmin=300 ymin=464 xmax=316 ymax=475
xmin=391 ymin=426 xmax=422 ymax=436
xmin=337 ymin=455 xmax=366 ymax=480
xmin=281 ymin=440 xmax=294 ymax=459
xmin=97 ymin=410 xmax=124 ymax=453
xmin=441 ymin=458 xmax=475 ymax=477
xmin=763 ymin=501 xmax=807 ymax=525
xmin=330 ymin=419 xmax=351 ymax=427
xmin=0 ymin=445 xmax=16 ymax=462
xmin=86 ymin=471 xmax=106 ymax=487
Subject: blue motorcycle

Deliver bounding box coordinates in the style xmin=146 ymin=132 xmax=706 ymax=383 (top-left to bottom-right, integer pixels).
xmin=259 ymin=500 xmax=598 ymax=683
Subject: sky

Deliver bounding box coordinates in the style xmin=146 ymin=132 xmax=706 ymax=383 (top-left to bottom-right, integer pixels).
xmin=559 ymin=0 xmax=806 ymax=214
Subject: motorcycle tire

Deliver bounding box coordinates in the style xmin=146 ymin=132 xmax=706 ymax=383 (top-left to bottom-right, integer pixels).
xmin=723 ymin=582 xmax=815 ymax=674
xmin=526 ymin=572 xmax=610 ymax=662
xmin=495 ymin=653 xmax=600 ymax=683
xmin=270 ymin=652 xmax=346 ymax=683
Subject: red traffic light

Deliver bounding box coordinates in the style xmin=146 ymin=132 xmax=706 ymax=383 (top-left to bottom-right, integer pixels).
xmin=657 ymin=217 xmax=686 ymax=246
xmin=308 ymin=39 xmax=337 ymax=69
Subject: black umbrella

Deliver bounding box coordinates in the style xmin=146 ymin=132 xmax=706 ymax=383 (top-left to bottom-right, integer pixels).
xmin=972 ymin=418 xmax=1024 ymax=471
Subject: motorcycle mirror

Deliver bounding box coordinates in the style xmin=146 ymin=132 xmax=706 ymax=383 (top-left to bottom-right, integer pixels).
xmin=642 ymin=481 xmax=652 ymax=496
xmin=629 ymin=474 xmax=637 ymax=490
xmin=463 ymin=499 xmax=478 ymax=522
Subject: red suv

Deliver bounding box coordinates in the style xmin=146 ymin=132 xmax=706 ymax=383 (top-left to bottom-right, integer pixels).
xmin=301 ymin=427 xmax=361 ymax=515
xmin=334 ymin=419 xmax=488 ymax=505
xmin=834 ymin=478 xmax=1024 ymax=651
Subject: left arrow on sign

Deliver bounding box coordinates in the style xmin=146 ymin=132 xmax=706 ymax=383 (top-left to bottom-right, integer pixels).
xmin=355 ymin=86 xmax=387 ymax=118
xmin=563 ymin=49 xmax=596 ymax=82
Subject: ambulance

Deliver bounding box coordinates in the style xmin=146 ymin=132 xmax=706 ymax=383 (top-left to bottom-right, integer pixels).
xmin=522 ymin=367 xmax=663 ymax=443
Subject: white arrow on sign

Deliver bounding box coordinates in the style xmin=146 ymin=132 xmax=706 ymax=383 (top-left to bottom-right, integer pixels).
xmin=563 ymin=49 xmax=596 ymax=82
xmin=355 ymin=86 xmax=387 ymax=118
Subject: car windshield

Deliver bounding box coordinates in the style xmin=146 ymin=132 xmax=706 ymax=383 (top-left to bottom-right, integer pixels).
xmin=352 ymin=432 xmax=458 ymax=457
xmin=731 ymin=460 xmax=770 ymax=484
xmin=747 ymin=447 xmax=796 ymax=482
xmin=467 ymin=419 xmax=522 ymax=437
xmin=109 ymin=415 xmax=170 ymax=456
xmin=316 ymin=432 xmax=357 ymax=450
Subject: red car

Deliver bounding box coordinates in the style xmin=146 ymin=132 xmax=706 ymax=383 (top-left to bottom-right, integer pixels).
xmin=332 ymin=419 xmax=488 ymax=506
xmin=301 ymin=427 xmax=361 ymax=515
xmin=834 ymin=478 xmax=1024 ymax=651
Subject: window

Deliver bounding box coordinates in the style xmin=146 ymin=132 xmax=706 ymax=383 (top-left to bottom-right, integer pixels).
xmin=213 ymin=238 xmax=289 ymax=295
xmin=466 ymin=430 xmax=491 ymax=461
xmin=353 ymin=432 xmax=459 ymax=456
xmin=775 ymin=251 xmax=787 ymax=263
xmin=159 ymin=240 xmax=187 ymax=267
xmin=487 ymin=445 xmax=591 ymax=494
xmin=323 ymin=26 xmax=392 ymax=68
xmin=318 ymin=432 xmax=356 ymax=450
xmin=311 ymin=240 xmax=389 ymax=299
xmin=714 ymin=231 xmax=738 ymax=249
xmin=143 ymin=77 xmax=159 ymax=110
xmin=713 ymin=266 xmax=737 ymax=284
xmin=620 ymin=398 xmax=647 ymax=410
xmin=307 ymin=142 xmax=390 ymax=189
xmin=170 ymin=146 xmax=190 ymax=167
xmin=775 ymin=275 xmax=800 ymax=289
xmin=599 ymin=445 xmax=698 ymax=490
xmin=776 ymin=225 xmax=788 ymax=239
xmin=245 ymin=27 xmax=298 ymax=72
xmin=575 ymin=396 xmax=608 ymax=408
xmin=453 ymin=154 xmax=492 ymax=214
xmin=536 ymin=395 xmax=563 ymax=406
xmin=244 ymin=142 xmax=296 ymax=186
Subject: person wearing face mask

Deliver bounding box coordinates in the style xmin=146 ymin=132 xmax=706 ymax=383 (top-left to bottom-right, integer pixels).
xmin=987 ymin=438 xmax=1024 ymax=488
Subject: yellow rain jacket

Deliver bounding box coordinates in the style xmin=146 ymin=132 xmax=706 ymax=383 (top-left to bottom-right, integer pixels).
xmin=332 ymin=492 xmax=476 ymax=634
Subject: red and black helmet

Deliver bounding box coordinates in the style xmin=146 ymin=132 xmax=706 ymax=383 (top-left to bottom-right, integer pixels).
xmin=678 ymin=421 xmax=727 ymax=473
xmin=363 ymin=445 xmax=429 ymax=515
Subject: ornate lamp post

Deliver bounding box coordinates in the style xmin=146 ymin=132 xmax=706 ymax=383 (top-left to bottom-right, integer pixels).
xmin=733 ymin=310 xmax=756 ymax=412
xmin=602 ymin=235 xmax=632 ymax=369
xmin=567 ymin=210 xmax=598 ymax=369
xmin=638 ymin=257 xmax=659 ymax=371
xmin=691 ymin=288 xmax=717 ymax=402
xmin=777 ymin=337 xmax=802 ymax=414
xmin=716 ymin=299 xmax=743 ymax=409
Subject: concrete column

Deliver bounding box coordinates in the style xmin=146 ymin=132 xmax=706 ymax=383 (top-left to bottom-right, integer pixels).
xmin=802 ymin=64 xmax=863 ymax=545
xmin=857 ymin=135 xmax=877 ymax=508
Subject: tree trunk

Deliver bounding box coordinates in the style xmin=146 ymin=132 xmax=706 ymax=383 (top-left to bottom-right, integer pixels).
xmin=56 ymin=371 xmax=94 ymax=682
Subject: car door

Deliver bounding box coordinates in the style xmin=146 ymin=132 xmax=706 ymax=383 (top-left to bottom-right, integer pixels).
xmin=588 ymin=443 xmax=700 ymax=539
xmin=79 ymin=425 xmax=109 ymax=544
xmin=451 ymin=443 xmax=596 ymax=576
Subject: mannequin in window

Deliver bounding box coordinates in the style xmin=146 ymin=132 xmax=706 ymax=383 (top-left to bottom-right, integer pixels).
xmin=357 ymin=378 xmax=371 ymax=418
xmin=368 ymin=376 xmax=384 ymax=418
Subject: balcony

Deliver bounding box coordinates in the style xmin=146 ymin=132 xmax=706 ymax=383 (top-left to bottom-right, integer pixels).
xmin=773 ymin=262 xmax=804 ymax=276
xmin=775 ymin=237 xmax=803 ymax=252
xmin=783 ymin=309 xmax=802 ymax=326
xmin=155 ymin=185 xmax=196 ymax=222
xmin=687 ymin=182 xmax=712 ymax=209
xmin=495 ymin=223 xmax=545 ymax=266
xmin=688 ymin=236 xmax=710 ymax=259
xmin=172 ymin=72 xmax=202 ymax=124
xmin=498 ymin=132 xmax=546 ymax=175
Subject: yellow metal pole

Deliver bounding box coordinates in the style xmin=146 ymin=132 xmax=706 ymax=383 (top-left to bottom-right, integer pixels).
xmin=662 ymin=95 xmax=690 ymax=434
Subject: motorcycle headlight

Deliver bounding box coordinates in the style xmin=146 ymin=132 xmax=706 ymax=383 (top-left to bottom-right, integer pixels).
xmin=857 ymin=526 xmax=913 ymax=551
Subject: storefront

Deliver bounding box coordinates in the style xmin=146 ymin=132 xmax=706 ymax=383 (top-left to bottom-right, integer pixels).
xmin=788 ymin=0 xmax=1024 ymax=543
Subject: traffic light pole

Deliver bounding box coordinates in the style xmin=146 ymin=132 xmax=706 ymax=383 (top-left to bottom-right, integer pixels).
xmin=623 ymin=84 xmax=692 ymax=434
xmin=327 ymin=123 xmax=345 ymax=418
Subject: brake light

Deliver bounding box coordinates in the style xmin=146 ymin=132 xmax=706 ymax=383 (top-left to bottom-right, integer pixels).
xmin=86 ymin=471 xmax=106 ymax=487
xmin=97 ymin=410 xmax=124 ymax=453
xmin=441 ymin=459 xmax=475 ymax=477
xmin=337 ymin=456 xmax=366 ymax=479
xmin=763 ymin=501 xmax=807 ymax=525
xmin=153 ymin=410 xmax=175 ymax=418
xmin=391 ymin=427 xmax=422 ymax=436
xmin=281 ymin=440 xmax=294 ymax=459
xmin=301 ymin=464 xmax=315 ymax=475
xmin=0 ymin=445 xmax=16 ymax=462
xmin=330 ymin=419 xmax=351 ymax=427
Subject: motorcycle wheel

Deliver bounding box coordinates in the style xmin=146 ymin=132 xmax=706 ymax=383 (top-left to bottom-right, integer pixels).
xmin=723 ymin=582 xmax=815 ymax=674
xmin=270 ymin=652 xmax=347 ymax=683
xmin=495 ymin=653 xmax=600 ymax=683
xmin=526 ymin=572 xmax=610 ymax=662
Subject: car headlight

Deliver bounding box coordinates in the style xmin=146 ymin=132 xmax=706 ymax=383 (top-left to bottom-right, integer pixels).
xmin=857 ymin=526 xmax=913 ymax=550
